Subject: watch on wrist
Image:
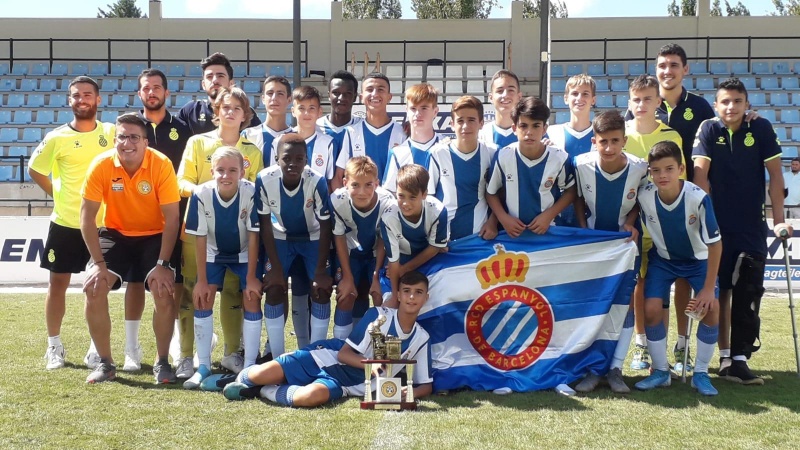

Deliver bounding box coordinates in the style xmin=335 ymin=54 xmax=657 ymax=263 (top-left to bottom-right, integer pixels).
xmin=156 ymin=259 xmax=173 ymax=269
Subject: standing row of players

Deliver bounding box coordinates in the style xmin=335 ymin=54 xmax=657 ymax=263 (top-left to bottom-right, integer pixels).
xmin=31 ymin=46 xmax=789 ymax=399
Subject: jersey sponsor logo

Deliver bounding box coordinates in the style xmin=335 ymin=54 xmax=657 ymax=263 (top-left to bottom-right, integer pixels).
xmin=74 ymin=140 xmax=82 ymax=149
xmin=627 ymin=189 xmax=636 ymax=200
xmin=505 ymin=173 xmax=514 ymax=182
xmin=467 ymin=245 xmax=553 ymax=371
xmin=268 ymin=199 xmax=277 ymax=207
xmin=583 ymin=183 xmax=592 ymax=194
xmin=112 ymin=182 xmax=124 ymax=192
xmin=716 ymin=136 xmax=726 ymax=145
xmin=169 ymin=128 xmax=179 ymax=141
xmin=243 ymin=157 xmax=251 ymax=170
xmin=683 ymin=108 xmax=694 ymax=121
xmin=544 ymin=177 xmax=554 ymax=189
xmin=99 ymin=135 xmax=108 ymax=147
xmin=199 ymin=113 xmax=207 ymax=123
xmin=442 ymin=168 xmax=450 ymax=177
xmin=688 ymin=214 xmax=697 ymax=225
xmin=745 ymin=132 xmax=755 ymax=147
xmin=137 ymin=180 xmax=152 ymax=195
xmin=0 ymin=238 xmax=45 ymax=263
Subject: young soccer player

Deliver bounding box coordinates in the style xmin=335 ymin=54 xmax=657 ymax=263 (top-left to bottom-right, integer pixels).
xmin=183 ymin=147 xmax=262 ymax=389
xmin=255 ymin=134 xmax=333 ymax=358
xmin=330 ymin=156 xmax=393 ymax=338
xmin=335 ymin=72 xmax=406 ymax=187
xmin=380 ymin=164 xmax=449 ymax=304
xmin=222 ymin=270 xmax=433 ymax=407
xmin=428 ymin=95 xmax=498 ymax=240
xmin=479 ymin=69 xmax=522 ymax=149
xmin=318 ymin=70 xmax=362 ymax=162
xmin=242 ymin=75 xmax=293 ymax=168
xmin=382 ymin=83 xmax=442 ymax=193
xmin=693 ymin=78 xmax=792 ymax=384
xmin=176 ymin=86 xmax=264 ymax=378
xmin=634 ymin=141 xmax=721 ymax=396
xmin=571 ymin=111 xmax=648 ymax=394
xmin=486 ymin=97 xmax=576 ymax=237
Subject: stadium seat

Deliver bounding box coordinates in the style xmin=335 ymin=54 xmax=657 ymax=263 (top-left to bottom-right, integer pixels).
xmin=120 ymin=79 xmax=137 ymax=92
xmin=270 ymin=64 xmax=288 ymax=77
xmin=6 ymin=94 xmax=25 ymax=107
xmin=682 ymin=78 xmax=694 ymax=90
xmin=8 ymin=146 xmax=27 ymax=157
xmin=485 ymin=64 xmax=502 ymax=77
xmin=89 ymin=63 xmax=107 ymax=76
xmin=587 ymin=64 xmax=604 ymax=76
xmin=783 ymin=77 xmax=799 ymax=90
xmin=428 ymin=80 xmax=444 ymax=95
xmin=762 ymin=77 xmax=779 ymax=90
xmin=406 ymin=65 xmax=423 ymax=80
xmin=758 ymin=109 xmax=776 ymax=123
xmin=590 ymin=78 xmax=607 ymax=92
xmin=783 ymin=147 xmax=799 ymax=158
xmin=385 ymin=65 xmax=403 ymax=78
xmin=607 ymin=63 xmax=624 ymax=76
xmin=710 ymin=61 xmax=729 ymax=75
xmin=188 ymin=64 xmax=203 ymax=77
xmin=184 ymin=79 xmax=201 ymax=92
xmin=243 ymin=79 xmax=260 ymax=94
xmin=11 ymin=111 xmax=32 ymax=125
xmin=168 ymin=64 xmax=185 ymax=77
xmin=56 ymin=110 xmax=73 ymax=123
xmin=0 ymin=128 xmax=17 ymax=143
xmin=151 ymin=63 xmax=168 ymax=73
xmin=0 ymin=79 xmax=15 ymax=91
xmin=129 ymin=63 xmax=147 ymax=76
xmin=0 ymin=166 xmax=14 ymax=182
xmin=249 ymin=65 xmax=267 ymax=79
xmin=390 ymin=80 xmax=404 ymax=95
xmin=287 ymin=64 xmax=306 ymax=78
xmin=11 ymin=63 xmax=29 ymax=76
xmin=550 ymin=64 xmax=564 ymax=78
xmin=752 ymin=62 xmax=770 ymax=75
xmin=110 ymin=94 xmax=128 ymax=108
xmin=427 ymin=65 xmax=443 ymax=79
xmin=20 ymin=128 xmax=42 ymax=143
xmin=175 ymin=94 xmax=194 ymax=106
xmin=70 ymin=63 xmax=88 ymax=75
xmin=100 ymin=110 xmax=118 ymax=123
xmin=30 ymin=63 xmax=49 ymax=76
xmin=739 ymin=77 xmax=756 ymax=90
xmin=0 ymin=111 xmax=10 ymax=123
xmin=19 ymin=79 xmax=37 ymax=92
xmin=731 ymin=61 xmax=748 ymax=75
xmin=445 ymin=80 xmax=463 ymax=95
xmin=793 ymin=93 xmax=800 ymax=106
xmin=773 ymin=61 xmax=791 ymax=74
xmin=566 ymin=64 xmax=583 ymax=76
xmin=58 ymin=79 xmax=71 ymax=90
xmin=551 ymin=96 xmax=567 ymax=109
xmin=37 ymin=79 xmax=57 ymax=92
xmin=444 ymin=95 xmax=460 ymax=104
xmin=233 ymin=64 xmax=247 ymax=78
xmin=0 ymin=62 xmax=8 ymax=75
xmin=793 ymin=128 xmax=800 ymax=142
xmin=610 ymin=79 xmax=628 ymax=92
xmin=782 ymin=109 xmax=800 ymax=124
xmin=446 ymin=65 xmax=463 ymax=79
xmin=689 ymin=61 xmax=709 ymax=75
xmin=167 ymin=79 xmax=180 ymax=92
xmin=775 ymin=126 xmax=788 ymax=142
xmin=27 ymin=94 xmax=44 ymax=107
xmin=466 ymin=65 xmax=484 ymax=79
xmin=750 ymin=92 xmax=767 ymax=106
xmin=551 ymin=79 xmax=567 ymax=93
xmin=596 ymin=94 xmax=613 ymax=108
xmin=110 ymin=63 xmax=127 ymax=77
xmin=772 ymin=92 xmax=790 ymax=106
xmin=696 ymin=77 xmax=715 ymax=91
xmin=628 ymin=62 xmax=646 ymax=76
xmin=100 ymin=79 xmax=118 ymax=92
xmin=33 ymin=110 xmax=55 ymax=125
xmin=48 ymin=95 xmax=67 ymax=108
xmin=555 ymin=111 xmax=569 ymax=124
xmin=615 ymin=94 xmax=629 ymax=108
xmin=466 ymin=80 xmax=484 ymax=94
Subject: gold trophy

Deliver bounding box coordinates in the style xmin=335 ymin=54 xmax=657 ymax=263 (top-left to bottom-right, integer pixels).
xmin=361 ymin=314 xmax=417 ymax=410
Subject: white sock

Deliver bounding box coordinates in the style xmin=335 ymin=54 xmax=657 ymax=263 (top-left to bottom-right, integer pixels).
xmin=88 ymin=340 xmax=97 ymax=354
xmin=242 ymin=312 xmax=263 ymax=367
xmin=310 ymin=302 xmax=331 ymax=343
xmin=634 ymin=333 xmax=646 ymax=347
xmin=675 ymin=335 xmax=687 ymax=351
xmin=719 ymin=348 xmax=731 ymax=358
xmin=194 ymin=314 xmax=214 ymax=369
xmin=292 ymin=294 xmax=310 ymax=348
xmin=48 ymin=335 xmax=62 ymax=347
xmin=694 ymin=323 xmax=719 ymax=373
xmin=260 ymin=385 xmax=279 ymax=402
xmin=265 ymin=304 xmax=286 ymax=356
xmin=645 ymin=324 xmax=669 ymax=371
xmin=125 ymin=320 xmax=141 ymax=350
xmin=173 ymin=319 xmax=180 ymax=339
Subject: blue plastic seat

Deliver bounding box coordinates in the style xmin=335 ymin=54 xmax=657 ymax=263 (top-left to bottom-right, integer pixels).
xmin=615 ymin=94 xmax=629 ymax=108
xmin=11 ymin=111 xmax=32 ymax=124
xmin=48 ymin=95 xmax=67 ymax=108
xmin=587 ymin=64 xmax=604 ymax=76
xmin=610 ymin=79 xmax=628 ymax=92
xmin=287 ymin=64 xmax=306 ymax=78
xmin=0 ymin=111 xmax=10 ymax=123
xmin=783 ymin=146 xmax=799 ymax=157
xmin=167 ymin=79 xmax=179 ymax=92
xmin=793 ymin=93 xmax=800 ymax=106
xmin=739 ymin=77 xmax=756 ymax=90
xmin=793 ymin=128 xmax=800 ymax=142
xmin=594 ymin=78 xmax=609 ymax=92
xmin=551 ymin=96 xmax=567 ymax=109
xmin=110 ymin=94 xmax=128 ymax=108
xmin=689 ymin=61 xmax=709 ymax=75
xmin=152 ymin=63 xmax=168 ymax=74
xmin=30 ymin=63 xmax=49 ymax=76
xmin=758 ymin=109 xmax=776 ymax=123
xmin=0 ymin=166 xmax=14 ymax=182
xmin=89 ymin=63 xmax=107 ymax=76
xmin=696 ymin=77 xmax=715 ymax=91
xmin=70 ymin=63 xmax=88 ymax=75
xmin=188 ymin=64 xmax=202 ymax=77
xmin=100 ymin=110 xmax=118 ymax=123
xmin=11 ymin=63 xmax=29 ymax=76
xmin=774 ymin=126 xmax=788 ymax=142
xmin=269 ymin=65 xmax=287 ymax=77
xmin=183 ymin=79 xmax=201 ymax=93
xmin=596 ymin=94 xmax=614 ymax=108
xmin=710 ymin=62 xmax=729 ymax=75
xmin=20 ymin=128 xmax=42 ymax=143
xmin=175 ymin=94 xmax=194 ymax=107
xmin=774 ymin=61 xmax=791 ymax=75
xmin=731 ymin=62 xmax=748 ymax=75
xmin=233 ymin=64 xmax=247 ymax=79
xmin=628 ymin=62 xmax=646 ymax=76
xmin=566 ymin=64 xmax=583 ymax=76
xmin=57 ymin=110 xmax=74 ymax=123
xmin=762 ymin=77 xmax=779 ymax=90
xmin=19 ymin=79 xmax=37 ymax=91
xmin=249 ymin=65 xmax=267 ymax=79
xmin=129 ymin=63 xmax=147 ymax=76
xmin=0 ymin=128 xmax=18 ymax=143
xmin=783 ymin=77 xmax=799 ymax=90
xmin=120 ymin=79 xmax=137 ymax=92
xmin=37 ymin=79 xmax=57 ymax=92
xmin=752 ymin=62 xmax=770 ymax=75
xmin=607 ymin=63 xmax=624 ymax=76
xmin=168 ymin=65 xmax=185 ymax=77
xmin=551 ymin=79 xmax=567 ymax=93
xmin=782 ymin=109 xmax=800 ymax=124
xmin=772 ymin=92 xmax=790 ymax=106
xmin=555 ymin=111 xmax=569 ymax=123
xmin=8 ymin=146 xmax=28 ymax=157
xmin=6 ymin=94 xmax=25 ymax=107
xmin=110 ymin=63 xmax=128 ymax=77
xmin=682 ymin=78 xmax=694 ymax=90
xmin=551 ymin=64 xmax=564 ymax=78
xmin=27 ymin=94 xmax=45 ymax=107
xmin=243 ymin=79 xmax=260 ymax=94
xmin=0 ymin=62 xmax=8 ymax=75
xmin=100 ymin=79 xmax=118 ymax=92
xmin=0 ymin=79 xmax=15 ymax=91
xmin=749 ymin=92 xmax=767 ymax=107
xmin=33 ymin=110 xmax=55 ymax=125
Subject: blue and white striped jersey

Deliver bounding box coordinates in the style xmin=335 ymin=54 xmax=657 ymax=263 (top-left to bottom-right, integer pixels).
xmin=486 ymin=143 xmax=575 ymax=224
xmin=380 ymin=196 xmax=449 ymax=264
xmin=638 ymin=181 xmax=721 ymax=261
xmin=428 ymin=141 xmax=494 ymax=240
xmin=241 ymin=123 xmax=292 ymax=168
xmin=574 ymin=151 xmax=649 ymax=232
xmin=266 ymin=129 xmax=335 ymax=181
xmin=254 ymin=165 xmax=331 ymax=241
xmin=382 ymin=134 xmax=442 ymax=193
xmin=317 ymin=115 xmax=363 ymax=162
xmin=336 ymin=120 xmax=407 ymax=180
xmin=546 ymin=123 xmax=594 ymax=160
xmin=331 ymin=186 xmax=395 ymax=258
xmin=479 ymin=122 xmax=517 ymax=149
xmin=184 ymin=179 xmax=259 ymax=264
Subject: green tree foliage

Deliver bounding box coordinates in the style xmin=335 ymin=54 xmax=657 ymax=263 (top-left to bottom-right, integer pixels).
xmin=667 ymin=0 xmax=697 ymax=16
xmin=522 ymin=0 xmax=569 ymax=18
xmin=711 ymin=0 xmax=722 ymax=16
xmin=725 ymin=1 xmax=750 ymax=15
xmin=411 ymin=0 xmax=501 ymax=19
xmin=342 ymin=0 xmax=402 ymax=19
xmin=97 ymin=0 xmax=144 ymax=18
xmin=771 ymin=0 xmax=800 ymax=15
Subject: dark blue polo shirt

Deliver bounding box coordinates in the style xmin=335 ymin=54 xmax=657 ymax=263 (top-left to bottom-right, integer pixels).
xmin=177 ymin=99 xmax=261 ymax=136
xmin=136 ymin=111 xmax=191 ymax=171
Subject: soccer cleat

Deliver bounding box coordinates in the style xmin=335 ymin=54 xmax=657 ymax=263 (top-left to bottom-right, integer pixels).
xmin=630 ymin=345 xmax=651 ymax=370
xmin=672 ymin=346 xmax=694 ymax=375
xmin=122 ymin=345 xmax=144 ymax=372
xmin=44 ymin=345 xmax=66 ymax=370
xmin=574 ymin=373 xmax=601 ymax=393
xmin=722 ymin=360 xmax=765 ymax=385
xmin=634 ymin=369 xmax=671 ymax=391
xmin=84 ymin=349 xmax=101 ymax=370
xmin=175 ymin=356 xmax=194 ymax=379
xmin=193 ymin=333 xmax=218 ymax=369
xmin=153 ymin=359 xmax=177 ymax=384
xmin=718 ymin=357 xmax=732 ymax=377
xmin=200 ymin=373 xmax=237 ymax=392
xmin=86 ymin=362 xmax=117 ymax=384
xmin=606 ymin=368 xmax=630 ymax=394
xmin=554 ymin=383 xmax=576 ymax=396
xmin=221 ymin=352 xmax=245 ymax=374
xmin=691 ymin=372 xmax=719 ymax=396
xmin=183 ymin=364 xmax=212 ymax=390
xmin=223 ymin=381 xmax=249 ymax=401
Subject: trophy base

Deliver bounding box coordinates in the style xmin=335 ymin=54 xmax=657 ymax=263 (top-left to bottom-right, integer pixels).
xmin=360 ymin=401 xmax=417 ymax=411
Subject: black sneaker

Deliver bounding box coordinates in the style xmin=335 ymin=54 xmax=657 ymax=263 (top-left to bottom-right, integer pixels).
xmin=153 ymin=359 xmax=177 ymax=384
xmin=722 ymin=360 xmax=764 ymax=385
xmin=718 ymin=357 xmax=732 ymax=376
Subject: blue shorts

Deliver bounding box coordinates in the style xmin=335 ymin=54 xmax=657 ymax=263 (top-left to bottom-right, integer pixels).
xmin=206 ymin=261 xmax=249 ymax=291
xmin=644 ymin=252 xmax=719 ymax=307
xmin=275 ymin=349 xmax=345 ymax=401
xmin=267 ymin=240 xmax=320 ymax=282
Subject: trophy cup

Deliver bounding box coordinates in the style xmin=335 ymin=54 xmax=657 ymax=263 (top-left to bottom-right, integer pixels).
xmin=361 ymin=314 xmax=417 ymax=411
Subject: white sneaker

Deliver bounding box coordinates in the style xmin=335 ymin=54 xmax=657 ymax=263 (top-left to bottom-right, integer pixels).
xmin=44 ymin=345 xmax=66 ymax=370
xmin=122 ymin=345 xmax=144 ymax=372
xmin=175 ymin=356 xmax=194 ymax=379
xmin=221 ymin=352 xmax=244 ymax=374
xmin=84 ymin=348 xmax=101 ymax=369
xmin=193 ymin=333 xmax=218 ymax=369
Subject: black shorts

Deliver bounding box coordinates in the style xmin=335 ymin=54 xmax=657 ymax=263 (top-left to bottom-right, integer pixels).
xmin=125 ymin=239 xmax=182 ymax=283
xmin=40 ymin=222 xmax=90 ymax=273
xmin=100 ymin=228 xmax=171 ymax=291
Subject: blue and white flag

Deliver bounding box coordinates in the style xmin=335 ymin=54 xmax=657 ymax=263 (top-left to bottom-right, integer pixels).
xmin=416 ymin=227 xmax=637 ymax=392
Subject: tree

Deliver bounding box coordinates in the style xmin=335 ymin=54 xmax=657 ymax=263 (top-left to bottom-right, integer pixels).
xmin=411 ymin=0 xmax=501 ymax=19
xmin=771 ymin=0 xmax=800 ymax=15
xmin=725 ymin=1 xmax=750 ymax=15
xmin=97 ymin=0 xmax=145 ymax=18
xmin=521 ymin=0 xmax=569 ymax=18
xmin=711 ymin=0 xmax=722 ymax=16
xmin=667 ymin=0 xmax=697 ymax=16
xmin=342 ymin=0 xmax=402 ymax=19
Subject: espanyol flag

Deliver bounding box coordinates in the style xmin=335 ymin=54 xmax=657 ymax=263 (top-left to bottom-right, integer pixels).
xmin=416 ymin=228 xmax=637 ymax=392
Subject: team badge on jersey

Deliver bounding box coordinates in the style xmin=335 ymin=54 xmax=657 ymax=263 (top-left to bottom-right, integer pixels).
xmin=688 ymin=214 xmax=697 ymax=225
xmin=627 ymin=189 xmax=636 ymax=200
xmin=48 ymin=249 xmax=56 ymax=263
xmin=243 ymin=157 xmax=251 ymax=169
xmin=240 ymin=209 xmax=247 ymax=220
xmin=137 ymin=180 xmax=152 ymax=195
xmin=315 ymin=155 xmax=324 ymax=167
xmin=169 ymin=128 xmax=179 ymax=141
xmin=544 ymin=177 xmax=554 ymax=189
xmin=683 ymin=108 xmax=694 ymax=121
xmin=99 ymin=135 xmax=107 ymax=147
xmin=466 ymin=246 xmax=553 ymax=370
xmin=744 ymin=132 xmax=755 ymax=147
xmin=199 ymin=113 xmax=207 ymax=122
xmin=305 ymin=198 xmax=314 ymax=208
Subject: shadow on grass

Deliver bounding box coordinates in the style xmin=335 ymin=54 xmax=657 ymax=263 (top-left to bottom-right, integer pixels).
xmin=417 ymin=388 xmax=588 ymax=412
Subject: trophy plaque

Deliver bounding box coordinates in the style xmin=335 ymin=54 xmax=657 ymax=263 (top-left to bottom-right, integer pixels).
xmin=360 ymin=314 xmax=417 ymax=410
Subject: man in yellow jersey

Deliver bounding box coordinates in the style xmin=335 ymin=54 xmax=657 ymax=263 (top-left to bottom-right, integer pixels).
xmin=80 ymin=113 xmax=180 ymax=384
xmin=175 ymin=86 xmax=264 ymax=379
xmin=28 ymin=76 xmax=116 ymax=370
